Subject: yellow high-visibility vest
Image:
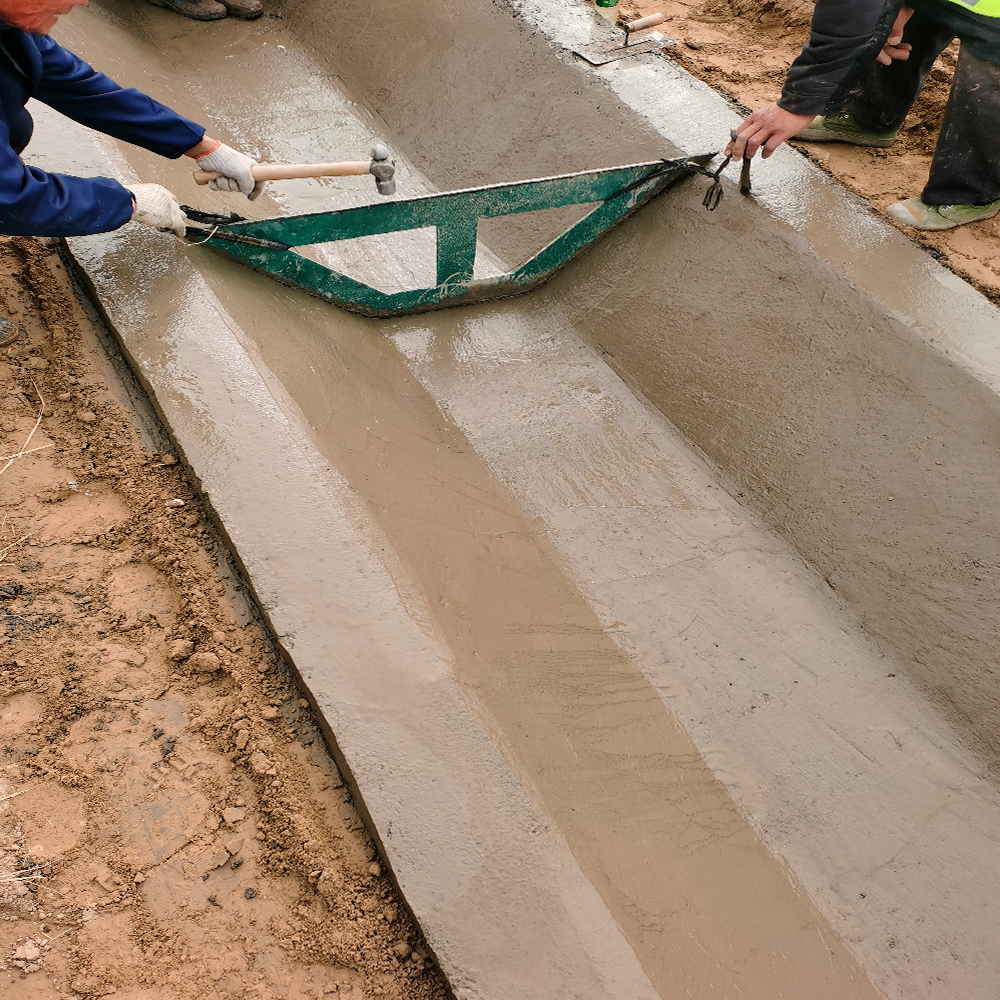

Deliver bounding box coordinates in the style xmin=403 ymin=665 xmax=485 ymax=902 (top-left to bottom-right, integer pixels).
xmin=940 ymin=0 xmax=1000 ymax=17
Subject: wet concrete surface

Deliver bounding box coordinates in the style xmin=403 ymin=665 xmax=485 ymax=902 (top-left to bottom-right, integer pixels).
xmin=514 ymin=0 xmax=1000 ymax=757
xmin=26 ymin=0 xmax=1000 ymax=997
xmin=264 ymin=0 xmax=1000 ymax=758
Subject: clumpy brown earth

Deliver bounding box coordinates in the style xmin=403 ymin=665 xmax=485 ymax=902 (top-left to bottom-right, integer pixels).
xmin=0 ymin=235 xmax=450 ymax=1000
xmin=614 ymin=0 xmax=1000 ymax=302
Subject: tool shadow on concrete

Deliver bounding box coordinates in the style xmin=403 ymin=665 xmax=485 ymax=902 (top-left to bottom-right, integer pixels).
xmin=29 ymin=1 xmax=1000 ymax=998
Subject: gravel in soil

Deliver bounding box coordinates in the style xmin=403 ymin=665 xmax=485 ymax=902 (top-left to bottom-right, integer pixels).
xmin=613 ymin=0 xmax=1000 ymax=303
xmin=0 ymin=234 xmax=451 ymax=1000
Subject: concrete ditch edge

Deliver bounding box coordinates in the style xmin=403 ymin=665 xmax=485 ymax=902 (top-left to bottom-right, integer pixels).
xmin=516 ymin=0 xmax=1000 ymax=376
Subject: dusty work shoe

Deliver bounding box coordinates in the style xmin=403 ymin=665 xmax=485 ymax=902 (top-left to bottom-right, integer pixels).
xmin=794 ymin=111 xmax=898 ymax=148
xmin=147 ymin=0 xmax=227 ymax=20
xmin=887 ymin=197 xmax=1000 ymax=231
xmin=221 ymin=0 xmax=263 ymax=17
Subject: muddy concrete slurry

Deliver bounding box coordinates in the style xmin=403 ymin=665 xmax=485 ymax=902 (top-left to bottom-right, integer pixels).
xmin=24 ymin=1 xmax=1000 ymax=998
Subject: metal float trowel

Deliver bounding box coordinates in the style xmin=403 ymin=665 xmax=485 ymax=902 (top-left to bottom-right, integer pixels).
xmin=572 ymin=12 xmax=676 ymax=65
xmin=182 ymin=148 xmax=738 ymax=318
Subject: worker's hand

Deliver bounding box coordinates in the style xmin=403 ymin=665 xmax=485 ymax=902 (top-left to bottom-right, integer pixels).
xmin=725 ymin=104 xmax=815 ymax=160
xmin=130 ymin=183 xmax=188 ymax=238
xmin=877 ymin=6 xmax=914 ymax=65
xmin=191 ymin=140 xmax=262 ymax=201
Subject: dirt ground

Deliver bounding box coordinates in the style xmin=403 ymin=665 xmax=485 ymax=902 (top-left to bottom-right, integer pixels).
xmin=0 ymin=235 xmax=450 ymax=1000
xmin=615 ymin=0 xmax=1000 ymax=303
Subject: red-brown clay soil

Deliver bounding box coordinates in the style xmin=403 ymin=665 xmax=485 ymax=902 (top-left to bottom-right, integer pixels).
xmin=616 ymin=0 xmax=1000 ymax=302
xmin=0 ymin=236 xmax=450 ymax=1000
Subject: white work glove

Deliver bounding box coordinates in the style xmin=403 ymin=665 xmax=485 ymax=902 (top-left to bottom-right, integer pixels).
xmin=130 ymin=183 xmax=187 ymax=238
xmin=194 ymin=141 xmax=262 ymax=200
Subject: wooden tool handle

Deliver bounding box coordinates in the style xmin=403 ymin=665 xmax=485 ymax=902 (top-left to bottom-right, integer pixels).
xmin=621 ymin=12 xmax=667 ymax=32
xmin=193 ymin=160 xmax=372 ymax=185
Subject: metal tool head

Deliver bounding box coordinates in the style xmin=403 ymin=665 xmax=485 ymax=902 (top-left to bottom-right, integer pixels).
xmin=369 ymin=144 xmax=396 ymax=196
xmin=191 ymin=156 xmax=698 ymax=316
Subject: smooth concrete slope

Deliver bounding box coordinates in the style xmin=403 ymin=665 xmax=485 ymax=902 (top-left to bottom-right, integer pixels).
xmin=31 ymin=60 xmax=662 ymax=1000
xmin=271 ymin=0 xmax=1000 ymax=760
xmin=32 ymin=3 xmax=1000 ymax=1000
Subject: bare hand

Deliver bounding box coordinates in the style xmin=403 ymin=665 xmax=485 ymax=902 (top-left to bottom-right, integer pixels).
xmin=725 ymin=104 xmax=815 ymax=160
xmin=876 ymin=6 xmax=914 ymax=65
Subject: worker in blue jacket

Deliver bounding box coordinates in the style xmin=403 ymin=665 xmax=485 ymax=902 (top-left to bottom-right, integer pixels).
xmin=0 ymin=0 xmax=261 ymax=240
xmin=726 ymin=0 xmax=1000 ymax=232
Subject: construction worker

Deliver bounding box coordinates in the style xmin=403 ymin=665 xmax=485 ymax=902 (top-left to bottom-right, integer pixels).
xmin=0 ymin=0 xmax=260 ymax=239
xmin=726 ymin=0 xmax=1000 ymax=232
xmin=147 ymin=0 xmax=262 ymax=20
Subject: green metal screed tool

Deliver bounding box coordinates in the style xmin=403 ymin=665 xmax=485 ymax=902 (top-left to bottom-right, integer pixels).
xmin=182 ymin=154 xmax=711 ymax=318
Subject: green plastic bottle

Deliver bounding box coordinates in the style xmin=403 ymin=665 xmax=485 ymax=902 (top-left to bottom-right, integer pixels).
xmin=595 ymin=0 xmax=619 ymax=7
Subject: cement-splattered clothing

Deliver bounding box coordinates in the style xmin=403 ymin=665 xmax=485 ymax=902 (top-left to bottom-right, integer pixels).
xmin=847 ymin=4 xmax=1000 ymax=204
xmin=779 ymin=0 xmax=1000 ymax=206
xmin=778 ymin=0 xmax=1000 ymax=117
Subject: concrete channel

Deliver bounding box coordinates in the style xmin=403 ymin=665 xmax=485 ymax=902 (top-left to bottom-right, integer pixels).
xmin=27 ymin=0 xmax=1000 ymax=997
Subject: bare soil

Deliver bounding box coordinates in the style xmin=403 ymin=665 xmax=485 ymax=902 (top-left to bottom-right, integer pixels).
xmin=0 ymin=236 xmax=450 ymax=1000
xmin=616 ymin=0 xmax=1000 ymax=303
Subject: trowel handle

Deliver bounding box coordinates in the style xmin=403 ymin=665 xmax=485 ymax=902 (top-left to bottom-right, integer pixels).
xmin=193 ymin=160 xmax=374 ymax=185
xmin=620 ymin=12 xmax=667 ymax=32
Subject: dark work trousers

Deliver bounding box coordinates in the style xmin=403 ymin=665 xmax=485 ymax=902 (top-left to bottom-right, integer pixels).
xmin=846 ymin=7 xmax=1000 ymax=205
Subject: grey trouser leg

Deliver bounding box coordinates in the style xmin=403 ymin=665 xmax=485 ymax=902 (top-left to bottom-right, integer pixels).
xmin=845 ymin=8 xmax=1000 ymax=206
xmin=921 ymin=46 xmax=1000 ymax=205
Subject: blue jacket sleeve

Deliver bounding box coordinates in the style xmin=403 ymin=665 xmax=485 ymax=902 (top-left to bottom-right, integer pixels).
xmin=32 ymin=34 xmax=205 ymax=158
xmin=0 ymin=116 xmax=134 ymax=237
